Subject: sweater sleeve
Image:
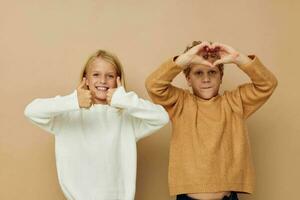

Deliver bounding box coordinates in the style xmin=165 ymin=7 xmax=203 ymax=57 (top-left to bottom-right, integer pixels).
xmin=110 ymin=86 xmax=169 ymax=141
xmin=225 ymin=56 xmax=278 ymax=119
xmin=24 ymin=90 xmax=80 ymax=134
xmin=145 ymin=58 xmax=186 ymax=117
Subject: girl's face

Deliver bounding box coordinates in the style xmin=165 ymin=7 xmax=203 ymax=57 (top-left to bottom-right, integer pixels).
xmin=85 ymin=57 xmax=118 ymax=104
xmin=186 ymin=64 xmax=222 ymax=100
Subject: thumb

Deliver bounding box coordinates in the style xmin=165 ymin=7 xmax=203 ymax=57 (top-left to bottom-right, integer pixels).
xmin=116 ymin=76 xmax=122 ymax=88
xmin=190 ymin=41 xmax=210 ymax=55
xmin=193 ymin=56 xmax=213 ymax=67
xmin=77 ymin=77 xmax=87 ymax=90
xmin=213 ymin=57 xmax=232 ymax=66
xmin=213 ymin=59 xmax=223 ymax=66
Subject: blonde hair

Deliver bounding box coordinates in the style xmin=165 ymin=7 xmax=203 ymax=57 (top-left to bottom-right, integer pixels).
xmin=80 ymin=49 xmax=126 ymax=89
xmin=182 ymin=41 xmax=224 ymax=78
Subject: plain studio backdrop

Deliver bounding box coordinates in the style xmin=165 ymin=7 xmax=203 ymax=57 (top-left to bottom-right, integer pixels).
xmin=0 ymin=0 xmax=299 ymax=199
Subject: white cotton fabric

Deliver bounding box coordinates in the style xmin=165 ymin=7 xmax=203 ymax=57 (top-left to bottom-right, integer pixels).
xmin=24 ymin=87 xmax=169 ymax=200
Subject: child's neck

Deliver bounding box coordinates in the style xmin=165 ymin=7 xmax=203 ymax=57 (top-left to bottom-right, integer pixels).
xmin=194 ymin=93 xmax=220 ymax=101
xmin=93 ymin=99 xmax=108 ymax=105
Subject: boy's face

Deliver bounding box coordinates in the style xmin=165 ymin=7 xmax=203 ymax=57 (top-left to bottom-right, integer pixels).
xmin=186 ymin=64 xmax=222 ymax=100
xmin=85 ymin=58 xmax=117 ymax=104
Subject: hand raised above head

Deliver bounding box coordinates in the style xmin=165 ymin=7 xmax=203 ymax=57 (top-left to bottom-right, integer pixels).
xmin=175 ymin=41 xmax=214 ymax=68
xmin=211 ymin=42 xmax=251 ymax=66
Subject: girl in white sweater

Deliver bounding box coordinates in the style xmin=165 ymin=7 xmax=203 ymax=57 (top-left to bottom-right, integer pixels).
xmin=24 ymin=50 xmax=169 ymax=200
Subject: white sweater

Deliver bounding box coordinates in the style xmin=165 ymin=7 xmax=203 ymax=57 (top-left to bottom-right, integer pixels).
xmin=24 ymin=87 xmax=169 ymax=200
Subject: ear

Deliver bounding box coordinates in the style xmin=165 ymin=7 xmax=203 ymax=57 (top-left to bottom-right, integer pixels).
xmin=85 ymin=77 xmax=89 ymax=86
xmin=84 ymin=77 xmax=90 ymax=90
xmin=220 ymin=74 xmax=223 ymax=83
xmin=186 ymin=75 xmax=192 ymax=87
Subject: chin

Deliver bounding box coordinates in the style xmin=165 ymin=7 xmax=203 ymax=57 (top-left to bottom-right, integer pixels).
xmin=198 ymin=92 xmax=216 ymax=100
xmin=94 ymin=91 xmax=107 ymax=97
xmin=94 ymin=94 xmax=107 ymax=101
xmin=201 ymin=96 xmax=213 ymax=100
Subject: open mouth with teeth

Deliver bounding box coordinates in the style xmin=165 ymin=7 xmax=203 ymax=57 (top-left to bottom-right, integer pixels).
xmin=95 ymin=86 xmax=109 ymax=91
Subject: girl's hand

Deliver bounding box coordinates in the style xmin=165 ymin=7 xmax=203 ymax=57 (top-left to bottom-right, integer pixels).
xmin=77 ymin=78 xmax=93 ymax=108
xmin=106 ymin=76 xmax=122 ymax=105
xmin=175 ymin=41 xmax=214 ymax=68
xmin=211 ymin=42 xmax=252 ymax=66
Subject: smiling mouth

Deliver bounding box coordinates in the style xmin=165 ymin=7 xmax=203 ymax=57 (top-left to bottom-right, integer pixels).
xmin=95 ymin=86 xmax=109 ymax=91
xmin=201 ymin=87 xmax=212 ymax=89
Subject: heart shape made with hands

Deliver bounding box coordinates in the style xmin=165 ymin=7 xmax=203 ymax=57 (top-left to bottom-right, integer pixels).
xmin=202 ymin=46 xmax=221 ymax=60
xmin=186 ymin=41 xmax=224 ymax=66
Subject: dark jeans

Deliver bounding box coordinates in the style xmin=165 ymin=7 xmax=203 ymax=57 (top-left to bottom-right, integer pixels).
xmin=176 ymin=192 xmax=238 ymax=200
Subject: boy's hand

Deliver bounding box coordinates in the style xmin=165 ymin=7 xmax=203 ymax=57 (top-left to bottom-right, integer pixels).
xmin=211 ymin=43 xmax=252 ymax=66
xmin=77 ymin=78 xmax=94 ymax=108
xmin=106 ymin=76 xmax=122 ymax=105
xmin=175 ymin=41 xmax=214 ymax=68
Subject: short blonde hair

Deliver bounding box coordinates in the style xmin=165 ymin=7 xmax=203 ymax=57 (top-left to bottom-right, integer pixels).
xmin=183 ymin=41 xmax=224 ymax=78
xmin=80 ymin=49 xmax=126 ymax=89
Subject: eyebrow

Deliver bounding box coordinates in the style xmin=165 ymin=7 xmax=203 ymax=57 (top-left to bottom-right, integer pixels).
xmin=192 ymin=69 xmax=219 ymax=74
xmin=91 ymin=71 xmax=116 ymax=74
xmin=193 ymin=69 xmax=204 ymax=73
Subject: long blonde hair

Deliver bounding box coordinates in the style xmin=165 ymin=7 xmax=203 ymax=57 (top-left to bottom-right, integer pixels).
xmin=80 ymin=50 xmax=126 ymax=89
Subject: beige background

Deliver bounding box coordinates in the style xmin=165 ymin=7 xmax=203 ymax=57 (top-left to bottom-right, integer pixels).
xmin=0 ymin=0 xmax=299 ymax=199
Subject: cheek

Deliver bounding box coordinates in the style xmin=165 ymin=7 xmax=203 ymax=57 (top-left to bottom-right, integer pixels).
xmin=86 ymin=77 xmax=96 ymax=86
xmin=212 ymin=80 xmax=222 ymax=90
xmin=192 ymin=77 xmax=202 ymax=85
xmin=216 ymin=77 xmax=222 ymax=85
xmin=186 ymin=77 xmax=193 ymax=87
xmin=108 ymin=78 xmax=117 ymax=88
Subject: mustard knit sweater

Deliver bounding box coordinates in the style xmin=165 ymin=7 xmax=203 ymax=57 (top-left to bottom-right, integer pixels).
xmin=145 ymin=56 xmax=277 ymax=195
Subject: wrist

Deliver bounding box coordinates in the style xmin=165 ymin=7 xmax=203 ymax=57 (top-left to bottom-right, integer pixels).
xmin=174 ymin=54 xmax=190 ymax=68
xmin=235 ymin=53 xmax=252 ymax=66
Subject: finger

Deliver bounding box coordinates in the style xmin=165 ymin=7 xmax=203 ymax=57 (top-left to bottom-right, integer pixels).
xmin=193 ymin=56 xmax=213 ymax=67
xmin=200 ymin=41 xmax=213 ymax=50
xmin=77 ymin=77 xmax=87 ymax=90
xmin=90 ymin=90 xmax=96 ymax=104
xmin=200 ymin=41 xmax=211 ymax=47
xmin=190 ymin=41 xmax=211 ymax=54
xmin=107 ymin=97 xmax=111 ymax=105
xmin=213 ymin=56 xmax=232 ymax=66
xmin=201 ymin=60 xmax=214 ymax=67
xmin=106 ymin=89 xmax=113 ymax=100
xmin=211 ymin=42 xmax=227 ymax=53
xmin=213 ymin=59 xmax=223 ymax=66
xmin=106 ymin=92 xmax=111 ymax=104
xmin=116 ymin=76 xmax=122 ymax=87
xmin=212 ymin=42 xmax=236 ymax=54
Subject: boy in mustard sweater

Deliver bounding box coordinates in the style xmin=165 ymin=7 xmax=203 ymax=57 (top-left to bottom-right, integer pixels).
xmin=145 ymin=41 xmax=277 ymax=200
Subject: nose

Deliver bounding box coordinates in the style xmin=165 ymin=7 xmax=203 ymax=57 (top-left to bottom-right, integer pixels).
xmin=202 ymin=73 xmax=210 ymax=82
xmin=99 ymin=75 xmax=106 ymax=84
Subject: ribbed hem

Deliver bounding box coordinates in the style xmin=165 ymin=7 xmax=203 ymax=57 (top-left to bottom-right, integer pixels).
xmin=169 ymin=182 xmax=254 ymax=196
